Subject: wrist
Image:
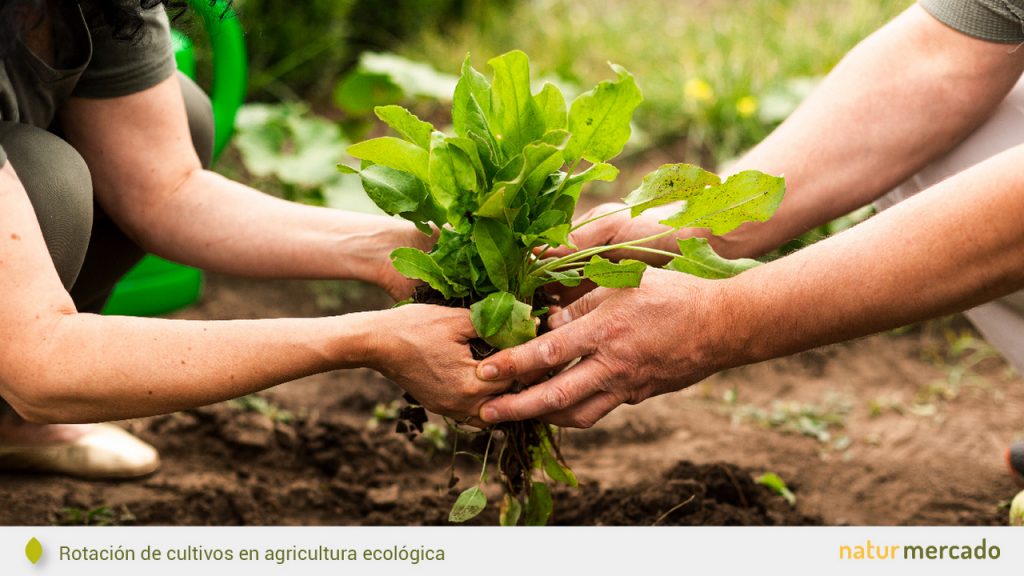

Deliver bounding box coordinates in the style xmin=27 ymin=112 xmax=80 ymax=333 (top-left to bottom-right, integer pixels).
xmin=330 ymin=217 xmax=420 ymax=282
xmin=325 ymin=311 xmax=385 ymax=370
xmin=700 ymin=274 xmax=763 ymax=373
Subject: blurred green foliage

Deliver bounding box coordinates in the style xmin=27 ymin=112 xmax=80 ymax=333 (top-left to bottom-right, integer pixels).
xmin=230 ymin=0 xmax=507 ymax=101
xmin=398 ymin=0 xmax=911 ymax=164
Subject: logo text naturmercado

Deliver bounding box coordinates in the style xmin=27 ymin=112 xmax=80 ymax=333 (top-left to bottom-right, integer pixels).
xmin=839 ymin=538 xmax=1000 ymax=561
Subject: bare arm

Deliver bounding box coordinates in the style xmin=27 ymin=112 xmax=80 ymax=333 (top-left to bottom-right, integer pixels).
xmin=475 ymin=143 xmax=1024 ymax=427
xmin=562 ymin=5 xmax=1024 ymax=266
xmin=717 ymin=4 xmax=1024 ymax=257
xmin=58 ymin=75 xmax=430 ymax=298
xmin=0 ymin=163 xmax=492 ymax=424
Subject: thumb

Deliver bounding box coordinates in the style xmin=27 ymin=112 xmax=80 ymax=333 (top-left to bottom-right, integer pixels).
xmin=548 ymin=287 xmax=613 ymax=329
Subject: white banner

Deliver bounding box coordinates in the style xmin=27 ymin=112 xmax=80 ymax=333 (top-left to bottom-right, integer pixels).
xmin=1 ymin=527 xmax=1021 ymax=576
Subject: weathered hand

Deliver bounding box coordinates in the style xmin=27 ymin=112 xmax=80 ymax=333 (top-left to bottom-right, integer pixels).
xmin=476 ymin=268 xmax=729 ymax=428
xmin=366 ymin=304 xmax=501 ymax=424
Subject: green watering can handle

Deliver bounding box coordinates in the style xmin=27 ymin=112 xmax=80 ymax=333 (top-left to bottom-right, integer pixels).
xmin=187 ymin=0 xmax=247 ymax=159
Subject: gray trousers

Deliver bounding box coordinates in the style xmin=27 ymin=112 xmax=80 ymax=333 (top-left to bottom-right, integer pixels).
xmin=0 ymin=73 xmax=213 ymax=417
xmin=877 ymin=74 xmax=1024 ymax=373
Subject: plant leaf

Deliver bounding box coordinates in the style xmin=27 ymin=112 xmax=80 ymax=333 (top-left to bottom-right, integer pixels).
xmin=452 ymin=55 xmax=500 ymax=165
xmin=525 ymin=481 xmax=553 ymax=526
xmin=470 ymin=291 xmax=516 ymax=338
xmin=449 ymin=485 xmax=487 ymax=523
xmin=546 ymin=268 xmax=583 ymax=287
xmin=428 ymin=132 xmax=479 ymax=211
xmin=374 ymin=105 xmax=435 ymax=149
xmin=540 ymin=435 xmax=578 ymax=487
xmin=473 ymin=218 xmax=522 ymax=293
xmin=583 ymin=255 xmax=647 ymax=288
xmin=566 ymin=162 xmax=620 ymax=187
xmin=390 ymin=247 xmax=463 ymax=298
xmin=356 ymin=164 xmax=428 ymax=215
xmin=534 ymin=82 xmax=567 ymax=131
xmin=470 ymin=292 xmax=536 ymax=349
xmin=488 ymin=50 xmax=546 ymax=159
xmin=666 ymin=238 xmax=761 ymax=279
xmin=756 ymin=472 xmax=796 ymax=506
xmin=659 ymin=170 xmax=786 ymax=234
xmin=477 ymin=143 xmax=564 ymax=220
xmin=347 ymin=137 xmax=429 ymax=181
xmin=623 ymin=163 xmax=721 ymax=217
xmin=565 ymin=63 xmax=643 ymax=163
xmin=500 ymin=494 xmax=522 ymax=527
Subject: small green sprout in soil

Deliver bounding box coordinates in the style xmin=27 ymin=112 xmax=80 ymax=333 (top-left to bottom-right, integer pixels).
xmin=729 ymin=392 xmax=852 ymax=444
xmin=340 ymin=50 xmax=785 ymax=524
xmin=755 ymin=472 xmax=796 ymax=506
xmin=228 ymin=394 xmax=294 ymax=423
xmin=54 ymin=505 xmax=135 ymax=527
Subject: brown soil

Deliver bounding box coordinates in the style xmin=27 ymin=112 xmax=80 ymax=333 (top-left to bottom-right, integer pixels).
xmin=0 ymin=274 xmax=1020 ymax=526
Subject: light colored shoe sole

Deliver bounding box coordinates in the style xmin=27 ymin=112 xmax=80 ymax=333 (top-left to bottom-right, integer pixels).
xmin=0 ymin=423 xmax=160 ymax=479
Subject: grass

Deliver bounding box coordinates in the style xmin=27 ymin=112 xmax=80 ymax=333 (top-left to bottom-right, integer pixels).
xmin=399 ymin=0 xmax=911 ymax=163
xmin=54 ymin=505 xmax=135 ymax=526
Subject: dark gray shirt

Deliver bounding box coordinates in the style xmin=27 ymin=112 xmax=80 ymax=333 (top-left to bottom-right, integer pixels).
xmin=0 ymin=3 xmax=175 ymax=166
xmin=921 ymin=0 xmax=1024 ymax=43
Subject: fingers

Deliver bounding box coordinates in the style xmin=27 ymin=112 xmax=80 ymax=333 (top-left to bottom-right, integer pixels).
xmin=544 ymin=279 xmax=597 ymax=306
xmin=548 ymin=287 xmax=613 ymax=329
xmin=542 ymin=391 xmax=622 ymax=429
xmin=476 ymin=319 xmax=596 ymax=382
xmin=478 ymin=358 xmax=608 ymax=423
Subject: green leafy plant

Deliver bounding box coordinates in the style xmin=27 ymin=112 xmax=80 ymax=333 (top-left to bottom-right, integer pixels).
xmin=339 ymin=50 xmax=785 ymax=524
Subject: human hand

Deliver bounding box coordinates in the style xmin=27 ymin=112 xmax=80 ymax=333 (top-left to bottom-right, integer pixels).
xmin=475 ymin=268 xmax=733 ymax=428
xmin=366 ymin=304 xmax=500 ymax=425
xmin=372 ymin=223 xmax=438 ymax=301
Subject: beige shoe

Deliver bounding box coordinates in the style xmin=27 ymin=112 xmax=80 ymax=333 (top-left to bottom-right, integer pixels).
xmin=0 ymin=423 xmax=160 ymax=479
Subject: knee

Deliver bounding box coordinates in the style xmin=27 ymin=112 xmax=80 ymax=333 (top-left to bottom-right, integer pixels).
xmin=0 ymin=124 xmax=93 ymax=290
xmin=178 ymin=72 xmax=215 ymax=169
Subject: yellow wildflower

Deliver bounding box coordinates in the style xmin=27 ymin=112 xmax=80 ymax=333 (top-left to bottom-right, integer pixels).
xmin=684 ymin=78 xmax=714 ymax=104
xmin=736 ymin=96 xmax=758 ymax=118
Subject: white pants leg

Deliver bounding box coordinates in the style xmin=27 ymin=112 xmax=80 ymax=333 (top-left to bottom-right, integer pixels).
xmin=876 ymin=74 xmax=1024 ymax=373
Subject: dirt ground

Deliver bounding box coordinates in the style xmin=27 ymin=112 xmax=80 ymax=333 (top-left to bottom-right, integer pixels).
xmin=1 ymin=273 xmax=1021 ymax=526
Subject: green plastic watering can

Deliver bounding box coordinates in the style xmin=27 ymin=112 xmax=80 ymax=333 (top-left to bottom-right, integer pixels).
xmin=102 ymin=0 xmax=246 ymax=316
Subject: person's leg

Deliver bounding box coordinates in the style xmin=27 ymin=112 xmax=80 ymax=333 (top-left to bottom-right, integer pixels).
xmin=0 ymin=73 xmax=215 ymax=477
xmin=877 ymin=74 xmax=1024 ymax=372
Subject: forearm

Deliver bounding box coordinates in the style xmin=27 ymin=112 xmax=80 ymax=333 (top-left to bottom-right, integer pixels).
xmin=710 ymin=5 xmax=1024 ymax=258
xmin=123 ymin=168 xmax=420 ymax=281
xmin=7 ymin=311 xmax=377 ymax=424
xmin=719 ymin=144 xmax=1024 ymax=367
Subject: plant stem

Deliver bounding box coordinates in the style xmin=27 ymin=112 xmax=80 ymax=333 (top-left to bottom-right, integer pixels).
xmin=615 ymin=245 xmax=683 ymax=261
xmin=530 ymin=228 xmax=679 ymax=277
xmin=552 ymin=158 xmax=582 ymax=199
xmin=569 ymin=204 xmax=633 ymax=233
xmin=479 ymin=429 xmax=495 ymax=484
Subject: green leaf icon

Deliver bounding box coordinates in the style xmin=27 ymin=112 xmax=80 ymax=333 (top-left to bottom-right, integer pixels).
xmin=25 ymin=537 xmax=43 ymax=564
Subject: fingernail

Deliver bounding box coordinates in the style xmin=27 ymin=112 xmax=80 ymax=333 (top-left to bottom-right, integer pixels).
xmin=481 ymin=407 xmax=500 ymax=422
xmin=549 ymin=309 xmax=571 ymax=329
xmin=478 ymin=364 xmax=499 ymax=380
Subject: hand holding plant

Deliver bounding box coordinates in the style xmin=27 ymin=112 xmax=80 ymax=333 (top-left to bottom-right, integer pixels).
xmin=339 ymin=49 xmax=785 ymax=524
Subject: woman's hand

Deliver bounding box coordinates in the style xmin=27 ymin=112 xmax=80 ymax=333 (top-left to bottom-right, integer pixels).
xmin=365 ymin=304 xmax=500 ymax=424
xmin=367 ymin=222 xmax=438 ymax=301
